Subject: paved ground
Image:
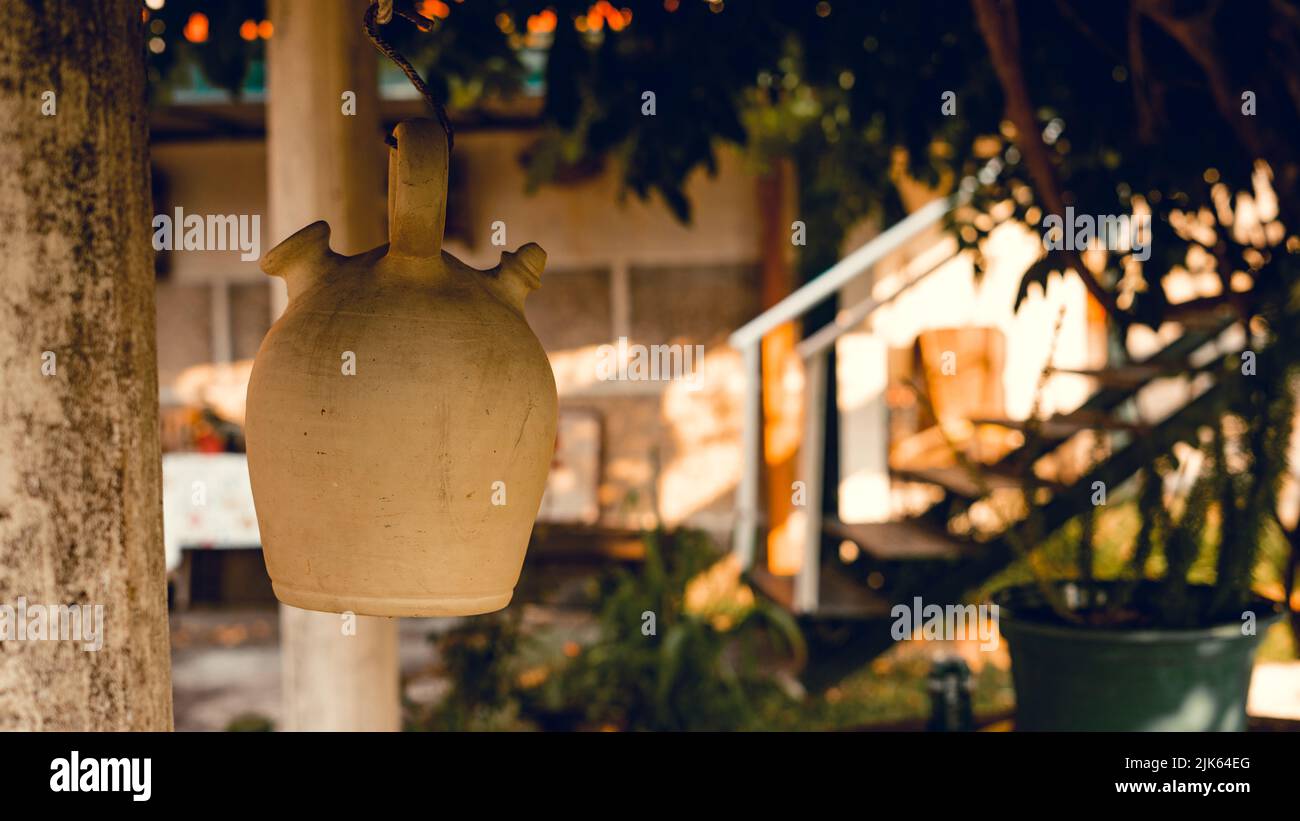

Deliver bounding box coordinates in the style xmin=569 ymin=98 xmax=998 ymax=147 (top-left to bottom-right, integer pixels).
xmin=170 ymin=608 xmax=467 ymax=731
xmin=170 ymin=607 xmax=1300 ymax=730
xmin=169 ymin=605 xmax=597 ymax=731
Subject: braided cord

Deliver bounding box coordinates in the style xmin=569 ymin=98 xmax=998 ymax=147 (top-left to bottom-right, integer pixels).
xmin=364 ymin=0 xmax=454 ymax=150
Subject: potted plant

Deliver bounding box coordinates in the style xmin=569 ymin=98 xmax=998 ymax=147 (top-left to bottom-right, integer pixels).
xmin=990 ymin=349 xmax=1292 ymax=731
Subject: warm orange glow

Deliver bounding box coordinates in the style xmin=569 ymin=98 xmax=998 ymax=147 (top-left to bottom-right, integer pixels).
xmin=239 ymin=19 xmax=258 ymax=41
xmin=257 ymin=19 xmax=273 ymax=39
xmin=516 ymin=666 xmax=549 ymax=689
xmin=419 ymin=0 xmax=451 ymax=18
xmin=527 ymin=8 xmax=557 ymax=33
xmin=182 ymin=12 xmax=209 ymax=43
xmin=664 ymin=0 xmax=680 ymax=11
xmin=584 ymin=1 xmax=626 ymax=31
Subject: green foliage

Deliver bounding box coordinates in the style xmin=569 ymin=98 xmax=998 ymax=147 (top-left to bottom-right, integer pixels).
xmin=405 ymin=527 xmax=805 ymax=731
xmin=980 ymin=300 xmax=1300 ymax=635
xmin=386 ymin=1 xmax=530 ymax=112
xmin=145 ymin=2 xmax=996 ymax=235
xmin=224 ymin=712 xmax=274 ymax=732
xmin=412 ymin=610 xmax=533 ymax=731
xmin=147 ymin=2 xmax=1300 ymax=318
xmin=1130 ymin=297 xmax=1297 ymax=625
xmin=535 ymin=527 xmax=805 ymax=731
xmin=145 ymin=0 xmax=266 ymax=101
xmin=1004 ymin=327 xmax=1300 ymax=628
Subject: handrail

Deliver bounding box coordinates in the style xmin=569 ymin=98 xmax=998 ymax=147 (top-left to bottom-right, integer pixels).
xmin=728 ymin=194 xmax=956 ymax=350
xmin=795 ymin=236 xmax=958 ymax=360
xmin=728 ymin=180 xmax=977 ymax=600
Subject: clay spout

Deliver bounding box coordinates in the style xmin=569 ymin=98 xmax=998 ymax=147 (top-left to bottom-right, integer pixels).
xmin=486 ymin=243 xmax=546 ymax=313
xmin=261 ymin=220 xmax=337 ymax=302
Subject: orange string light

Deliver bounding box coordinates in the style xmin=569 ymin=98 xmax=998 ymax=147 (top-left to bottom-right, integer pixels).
xmin=527 ymin=8 xmax=557 ymax=34
xmin=573 ymin=1 xmax=630 ymax=32
xmin=182 ymin=12 xmax=208 ymax=43
xmin=418 ymin=0 xmax=451 ymax=18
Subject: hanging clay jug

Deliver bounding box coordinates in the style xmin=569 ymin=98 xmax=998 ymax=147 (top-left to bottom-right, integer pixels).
xmin=245 ymin=119 xmax=557 ymax=617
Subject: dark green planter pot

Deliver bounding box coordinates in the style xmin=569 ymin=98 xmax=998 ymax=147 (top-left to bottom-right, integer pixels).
xmin=995 ymin=583 xmax=1280 ymax=732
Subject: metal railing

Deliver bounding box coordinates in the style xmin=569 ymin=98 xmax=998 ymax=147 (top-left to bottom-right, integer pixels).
xmin=727 ymin=192 xmax=966 ymax=612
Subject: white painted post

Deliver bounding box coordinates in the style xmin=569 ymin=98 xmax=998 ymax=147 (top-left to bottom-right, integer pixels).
xmin=795 ymin=350 xmax=827 ymax=613
xmin=733 ymin=342 xmax=762 ymax=569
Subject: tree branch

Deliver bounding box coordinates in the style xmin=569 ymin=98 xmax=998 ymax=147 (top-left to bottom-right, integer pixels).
xmin=1136 ymin=0 xmax=1300 ymax=225
xmin=1127 ymin=4 xmax=1161 ymax=144
xmin=971 ymin=0 xmax=1124 ymax=321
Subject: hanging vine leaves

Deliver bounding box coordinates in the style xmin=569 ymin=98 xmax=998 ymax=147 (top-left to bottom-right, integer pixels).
xmin=145 ymin=0 xmax=1300 ymax=330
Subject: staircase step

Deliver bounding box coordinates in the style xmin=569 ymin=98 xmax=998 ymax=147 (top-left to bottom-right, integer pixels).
xmin=891 ymin=464 xmax=1024 ymax=499
xmin=971 ymin=410 xmax=1147 ymax=438
xmin=1047 ymin=363 xmax=1184 ymax=389
xmin=988 ymin=316 xmax=1236 ymax=476
xmin=749 ymin=564 xmax=892 ymax=619
xmin=1175 ymin=305 xmax=1238 ymax=331
xmin=823 ymin=517 xmax=967 ymax=560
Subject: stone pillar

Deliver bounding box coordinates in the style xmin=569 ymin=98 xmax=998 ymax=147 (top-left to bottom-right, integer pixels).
xmin=266 ymin=0 xmax=400 ymax=731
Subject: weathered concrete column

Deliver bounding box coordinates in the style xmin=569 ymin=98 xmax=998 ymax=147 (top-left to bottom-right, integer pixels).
xmin=266 ymin=0 xmax=399 ymax=731
xmin=0 ymin=1 xmax=172 ymax=730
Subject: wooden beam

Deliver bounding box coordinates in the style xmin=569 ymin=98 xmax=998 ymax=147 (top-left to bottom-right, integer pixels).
xmin=757 ymin=160 xmax=805 ymax=575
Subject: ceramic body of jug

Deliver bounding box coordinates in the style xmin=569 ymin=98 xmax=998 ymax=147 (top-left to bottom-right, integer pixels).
xmin=245 ymin=120 xmax=557 ymax=617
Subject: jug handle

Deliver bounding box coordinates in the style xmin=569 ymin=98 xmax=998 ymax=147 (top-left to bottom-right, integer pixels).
xmin=386 ymin=119 xmax=447 ymax=259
